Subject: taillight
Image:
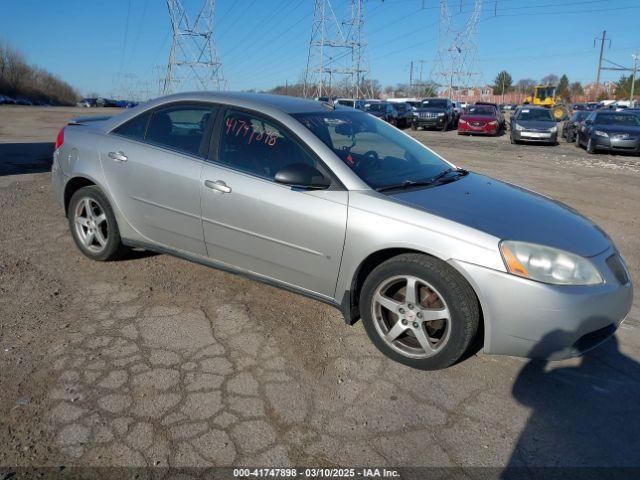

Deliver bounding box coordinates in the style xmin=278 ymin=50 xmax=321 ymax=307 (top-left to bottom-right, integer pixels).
xmin=55 ymin=127 xmax=65 ymax=150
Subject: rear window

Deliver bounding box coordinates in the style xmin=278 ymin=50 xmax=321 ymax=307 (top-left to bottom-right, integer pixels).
xmin=145 ymin=105 xmax=217 ymax=157
xmin=113 ymin=112 xmax=151 ymax=141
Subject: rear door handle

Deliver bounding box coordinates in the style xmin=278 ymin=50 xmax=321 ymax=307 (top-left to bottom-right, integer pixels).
xmin=108 ymin=151 xmax=128 ymax=162
xmin=204 ymin=179 xmax=231 ymax=194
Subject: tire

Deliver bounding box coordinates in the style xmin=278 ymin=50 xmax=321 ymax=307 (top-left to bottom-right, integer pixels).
xmin=510 ymin=135 xmax=517 ymax=144
xmin=360 ymin=253 xmax=480 ymax=370
xmin=586 ymin=137 xmax=596 ymax=154
xmin=441 ymin=119 xmax=448 ymax=132
xmin=68 ymin=185 xmax=128 ymax=261
xmin=411 ymin=123 xmax=417 ymax=131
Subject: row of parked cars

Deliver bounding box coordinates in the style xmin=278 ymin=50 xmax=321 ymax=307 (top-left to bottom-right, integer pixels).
xmin=561 ymin=107 xmax=640 ymax=154
xmin=0 ymin=94 xmax=54 ymax=106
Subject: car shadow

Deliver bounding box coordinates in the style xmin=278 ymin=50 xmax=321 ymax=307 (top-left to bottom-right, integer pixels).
xmin=502 ymin=330 xmax=640 ymax=478
xmin=0 ymin=142 xmax=54 ymax=176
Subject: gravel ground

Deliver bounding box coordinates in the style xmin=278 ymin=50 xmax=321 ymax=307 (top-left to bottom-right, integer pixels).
xmin=1 ymin=106 xmax=639 ymax=473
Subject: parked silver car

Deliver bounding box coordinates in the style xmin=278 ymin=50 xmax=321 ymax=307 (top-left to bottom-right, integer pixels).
xmin=510 ymin=106 xmax=559 ymax=145
xmin=52 ymin=92 xmax=633 ymax=370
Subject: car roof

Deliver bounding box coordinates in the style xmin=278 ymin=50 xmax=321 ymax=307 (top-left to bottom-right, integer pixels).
xmin=149 ymin=91 xmax=336 ymax=114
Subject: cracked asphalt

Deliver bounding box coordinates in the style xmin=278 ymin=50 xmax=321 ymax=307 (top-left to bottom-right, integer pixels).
xmin=1 ymin=106 xmax=639 ymax=473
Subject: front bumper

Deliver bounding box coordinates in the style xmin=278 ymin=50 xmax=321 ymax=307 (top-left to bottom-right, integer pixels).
xmin=450 ymin=247 xmax=633 ymax=360
xmin=592 ymin=135 xmax=640 ymax=152
xmin=512 ymin=129 xmax=558 ymax=143
xmin=458 ymin=122 xmax=498 ymax=135
xmin=412 ymin=116 xmax=446 ymax=128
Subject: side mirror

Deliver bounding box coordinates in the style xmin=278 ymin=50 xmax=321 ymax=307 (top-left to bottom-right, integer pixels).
xmin=274 ymin=163 xmax=331 ymax=190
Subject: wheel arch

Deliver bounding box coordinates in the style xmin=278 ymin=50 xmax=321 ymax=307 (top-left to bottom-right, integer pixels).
xmin=63 ymin=176 xmax=97 ymax=216
xmin=343 ymin=248 xmax=484 ymax=343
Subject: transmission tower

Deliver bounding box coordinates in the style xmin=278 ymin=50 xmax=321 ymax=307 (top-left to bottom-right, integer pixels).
xmin=429 ymin=0 xmax=484 ymax=99
xmin=163 ymin=0 xmax=225 ymax=94
xmin=303 ymin=0 xmax=371 ymax=99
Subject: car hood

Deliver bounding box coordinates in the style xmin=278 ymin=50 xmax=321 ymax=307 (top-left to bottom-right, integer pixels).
xmin=415 ymin=107 xmax=446 ymax=113
xmin=514 ymin=119 xmax=556 ymax=130
xmin=594 ymin=125 xmax=640 ymax=134
xmin=389 ymin=173 xmax=610 ymax=257
xmin=461 ymin=115 xmax=496 ymax=122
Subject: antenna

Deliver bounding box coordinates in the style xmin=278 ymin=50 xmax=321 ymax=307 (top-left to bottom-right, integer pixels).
xmin=303 ymin=0 xmax=371 ymax=99
xmin=429 ymin=0 xmax=484 ymax=100
xmin=163 ymin=0 xmax=225 ymax=95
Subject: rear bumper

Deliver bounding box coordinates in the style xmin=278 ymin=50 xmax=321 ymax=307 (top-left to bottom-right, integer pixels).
xmin=51 ymin=150 xmax=66 ymax=209
xmin=450 ymin=248 xmax=633 ymax=360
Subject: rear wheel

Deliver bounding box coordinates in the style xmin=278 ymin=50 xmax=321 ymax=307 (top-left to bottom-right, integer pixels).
xmin=68 ymin=186 xmax=128 ymax=261
xmin=360 ymin=254 xmax=479 ymax=370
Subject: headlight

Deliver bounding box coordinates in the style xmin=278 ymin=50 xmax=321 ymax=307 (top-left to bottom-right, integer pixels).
xmin=459 ymin=118 xmax=467 ymax=124
xmin=549 ymin=126 xmax=557 ymax=133
xmin=437 ymin=112 xmax=445 ymax=116
xmin=489 ymin=120 xmax=498 ymax=125
xmin=594 ymin=130 xmax=608 ymax=137
xmin=514 ymin=123 xmax=524 ymax=131
xmin=500 ymin=241 xmax=603 ymax=285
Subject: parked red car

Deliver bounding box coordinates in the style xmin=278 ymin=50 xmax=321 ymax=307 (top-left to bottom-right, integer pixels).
xmin=457 ymin=104 xmax=502 ymax=136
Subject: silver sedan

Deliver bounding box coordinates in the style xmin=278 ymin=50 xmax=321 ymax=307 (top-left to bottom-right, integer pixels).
xmin=51 ymin=92 xmax=633 ymax=370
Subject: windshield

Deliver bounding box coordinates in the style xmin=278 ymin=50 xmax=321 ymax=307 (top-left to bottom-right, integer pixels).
xmin=571 ymin=111 xmax=589 ymax=121
xmin=293 ymin=110 xmax=450 ymax=190
xmin=595 ymin=114 xmax=640 ymax=126
xmin=465 ymin=105 xmax=495 ymax=116
xmin=516 ymin=108 xmax=554 ymax=121
xmin=337 ymin=99 xmax=354 ymax=107
xmin=421 ymin=99 xmax=447 ymax=109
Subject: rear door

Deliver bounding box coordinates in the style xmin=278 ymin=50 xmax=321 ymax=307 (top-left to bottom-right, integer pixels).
xmin=100 ymin=103 xmax=217 ymax=256
xmin=199 ymin=108 xmax=348 ymax=298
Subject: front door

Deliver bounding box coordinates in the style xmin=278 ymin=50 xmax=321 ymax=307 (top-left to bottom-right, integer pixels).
xmin=100 ymin=103 xmax=217 ymax=256
xmin=200 ymin=109 xmax=348 ymax=298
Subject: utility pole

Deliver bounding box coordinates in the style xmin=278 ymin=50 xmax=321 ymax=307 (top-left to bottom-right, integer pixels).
xmin=409 ymin=60 xmax=414 ymax=89
xmin=163 ymin=0 xmax=224 ymax=94
xmin=631 ymin=54 xmax=639 ymax=105
xmin=594 ymin=30 xmax=607 ymax=100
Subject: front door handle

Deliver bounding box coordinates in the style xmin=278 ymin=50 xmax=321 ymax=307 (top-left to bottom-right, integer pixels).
xmin=108 ymin=151 xmax=128 ymax=162
xmin=204 ymin=179 xmax=231 ymax=194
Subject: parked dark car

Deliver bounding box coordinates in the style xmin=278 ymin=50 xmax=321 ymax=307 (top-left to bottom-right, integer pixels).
xmin=562 ymin=110 xmax=590 ymax=142
xmin=365 ymin=102 xmax=400 ymax=126
xmin=392 ymin=102 xmax=414 ymax=128
xmin=474 ymin=101 xmax=505 ymax=129
xmin=458 ymin=104 xmax=501 ymax=136
xmin=576 ymin=110 xmax=640 ymax=154
xmin=510 ymin=106 xmax=558 ymax=145
xmin=411 ymin=98 xmax=456 ymax=131
xmin=572 ymin=103 xmax=589 ymax=111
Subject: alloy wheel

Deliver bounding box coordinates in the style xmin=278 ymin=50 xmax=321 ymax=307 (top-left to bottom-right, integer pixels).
xmin=74 ymin=197 xmax=108 ymax=253
xmin=371 ymin=275 xmax=451 ymax=359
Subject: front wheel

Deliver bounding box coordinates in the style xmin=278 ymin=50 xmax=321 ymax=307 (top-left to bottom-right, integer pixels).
xmin=411 ymin=123 xmax=417 ymax=131
xmin=586 ymin=137 xmax=596 ymax=154
xmin=360 ymin=254 xmax=479 ymax=370
xmin=68 ymin=186 xmax=128 ymax=261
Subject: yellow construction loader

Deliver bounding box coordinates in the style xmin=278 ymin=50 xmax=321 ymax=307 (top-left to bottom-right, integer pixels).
xmin=523 ymin=85 xmax=569 ymax=121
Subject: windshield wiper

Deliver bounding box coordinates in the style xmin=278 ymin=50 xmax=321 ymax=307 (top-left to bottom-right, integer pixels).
xmin=376 ymin=168 xmax=468 ymax=192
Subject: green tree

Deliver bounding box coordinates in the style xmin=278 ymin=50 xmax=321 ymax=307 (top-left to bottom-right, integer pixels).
xmin=557 ymin=74 xmax=570 ymax=99
xmin=493 ymin=70 xmax=513 ymax=95
xmin=614 ymin=75 xmax=640 ymax=100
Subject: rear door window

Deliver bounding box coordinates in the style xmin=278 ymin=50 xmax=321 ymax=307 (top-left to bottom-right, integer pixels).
xmin=113 ymin=112 xmax=151 ymax=141
xmin=145 ymin=104 xmax=217 ymax=157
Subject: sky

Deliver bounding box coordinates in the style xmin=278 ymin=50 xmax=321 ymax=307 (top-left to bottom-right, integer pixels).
xmin=1 ymin=0 xmax=639 ymax=99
